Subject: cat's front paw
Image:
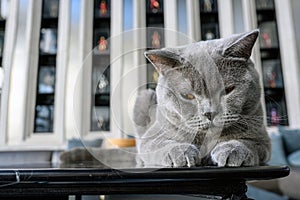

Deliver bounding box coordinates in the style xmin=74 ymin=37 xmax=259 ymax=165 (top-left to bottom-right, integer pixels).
xmin=210 ymin=140 xmax=258 ymax=167
xmin=162 ymin=144 xmax=200 ymax=167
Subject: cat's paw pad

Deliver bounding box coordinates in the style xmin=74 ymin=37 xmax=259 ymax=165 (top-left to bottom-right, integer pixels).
xmin=162 ymin=144 xmax=200 ymax=167
xmin=210 ymin=140 xmax=258 ymax=167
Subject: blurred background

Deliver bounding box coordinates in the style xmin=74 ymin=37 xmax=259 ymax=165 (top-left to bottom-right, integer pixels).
xmin=0 ymin=0 xmax=299 ymax=146
xmin=0 ymin=0 xmax=299 ymax=199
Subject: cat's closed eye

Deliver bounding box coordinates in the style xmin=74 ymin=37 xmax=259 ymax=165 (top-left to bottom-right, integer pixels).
xmin=181 ymin=93 xmax=195 ymax=100
xmin=225 ymin=86 xmax=235 ymax=95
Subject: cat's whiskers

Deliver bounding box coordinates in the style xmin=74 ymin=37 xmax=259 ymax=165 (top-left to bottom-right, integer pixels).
xmin=239 ymin=115 xmax=264 ymax=121
xmin=239 ymin=115 xmax=265 ymax=126
xmin=216 ymin=114 xmax=240 ymax=127
xmin=215 ymin=113 xmax=262 ymax=132
xmin=230 ymin=123 xmax=248 ymax=132
xmin=185 ymin=116 xmax=211 ymax=131
xmin=236 ymin=115 xmax=265 ymax=132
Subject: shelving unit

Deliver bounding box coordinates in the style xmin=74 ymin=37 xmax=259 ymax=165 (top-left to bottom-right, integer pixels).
xmin=34 ymin=0 xmax=59 ymax=133
xmin=255 ymin=0 xmax=288 ymax=126
xmin=91 ymin=0 xmax=111 ymax=131
xmin=145 ymin=0 xmax=164 ymax=89
xmin=0 ymin=0 xmax=7 ymax=68
xmin=199 ymin=0 xmax=219 ymax=40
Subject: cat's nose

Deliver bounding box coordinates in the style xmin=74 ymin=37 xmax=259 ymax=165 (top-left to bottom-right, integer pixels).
xmin=204 ymin=112 xmax=216 ymax=121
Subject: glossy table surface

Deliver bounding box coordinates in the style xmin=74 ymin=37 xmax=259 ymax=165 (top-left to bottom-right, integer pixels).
xmin=0 ymin=164 xmax=290 ymax=199
xmin=0 ymin=165 xmax=290 ymax=182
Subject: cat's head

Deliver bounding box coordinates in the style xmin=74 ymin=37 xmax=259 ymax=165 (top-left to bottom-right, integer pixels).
xmin=145 ymin=30 xmax=262 ymax=132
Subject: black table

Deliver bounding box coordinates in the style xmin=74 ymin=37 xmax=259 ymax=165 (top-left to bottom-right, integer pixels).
xmin=0 ymin=165 xmax=289 ymax=200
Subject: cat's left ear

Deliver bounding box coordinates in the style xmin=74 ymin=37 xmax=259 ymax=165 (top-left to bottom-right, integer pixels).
xmin=222 ymin=29 xmax=259 ymax=60
xmin=144 ymin=49 xmax=182 ymax=75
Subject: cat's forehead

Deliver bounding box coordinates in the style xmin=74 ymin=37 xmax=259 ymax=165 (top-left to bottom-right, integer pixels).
xmin=180 ymin=43 xmax=222 ymax=76
xmin=176 ymin=41 xmax=219 ymax=66
xmin=166 ymin=64 xmax=224 ymax=96
xmin=169 ymin=42 xmax=228 ymax=94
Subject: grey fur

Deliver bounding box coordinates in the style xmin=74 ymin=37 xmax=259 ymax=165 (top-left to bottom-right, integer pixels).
xmin=133 ymin=89 xmax=157 ymax=136
xmin=134 ymin=30 xmax=271 ymax=167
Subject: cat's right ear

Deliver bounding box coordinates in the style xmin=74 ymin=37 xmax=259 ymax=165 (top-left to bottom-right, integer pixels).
xmin=144 ymin=49 xmax=182 ymax=75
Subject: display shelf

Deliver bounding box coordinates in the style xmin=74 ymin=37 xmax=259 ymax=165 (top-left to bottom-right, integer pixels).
xmin=255 ymin=0 xmax=275 ymax=10
xmin=262 ymin=59 xmax=283 ymax=88
xmin=94 ymin=18 xmax=110 ymax=28
xmin=256 ymin=10 xmax=276 ymax=22
xmin=0 ymin=19 xmax=5 ymax=27
xmin=260 ymin=48 xmax=280 ymax=59
xmin=35 ymin=93 xmax=55 ymax=105
xmin=42 ymin=0 xmax=59 ymax=18
xmin=34 ymin=0 xmax=59 ymax=133
xmin=94 ymin=0 xmax=110 ymax=18
xmin=0 ymin=28 xmax=4 ymax=63
xmin=40 ymin=18 xmax=59 ymax=28
xmin=95 ymin=93 xmax=110 ymax=106
xmin=34 ymin=105 xmax=54 ymax=133
xmin=200 ymin=0 xmax=218 ymax=12
xmin=0 ymin=14 xmax=5 ymax=67
xmin=91 ymin=106 xmax=110 ymax=131
xmin=199 ymin=0 xmax=220 ymax=41
xmin=146 ymin=0 xmax=163 ymax=14
xmin=264 ymin=89 xmax=288 ymax=126
xmin=200 ymin=12 xmax=219 ymax=23
xmin=264 ymin=88 xmax=284 ymax=96
xmin=38 ymin=55 xmax=57 ymax=63
xmin=255 ymin=0 xmax=288 ymax=126
xmin=91 ymin=0 xmax=111 ymax=131
xmin=145 ymin=0 xmax=164 ymax=90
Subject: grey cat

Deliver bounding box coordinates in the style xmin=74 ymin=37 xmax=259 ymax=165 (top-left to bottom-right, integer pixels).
xmin=133 ymin=30 xmax=271 ymax=167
